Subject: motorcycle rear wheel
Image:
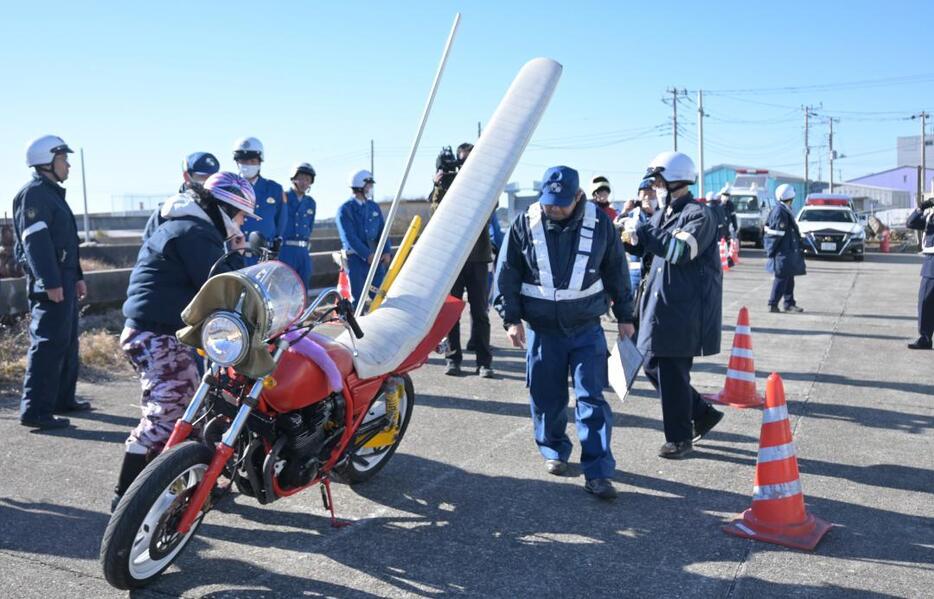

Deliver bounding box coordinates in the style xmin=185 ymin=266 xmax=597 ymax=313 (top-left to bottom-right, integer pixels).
xmin=101 ymin=441 xmax=213 ymax=589
xmin=334 ymin=374 xmax=415 ymax=484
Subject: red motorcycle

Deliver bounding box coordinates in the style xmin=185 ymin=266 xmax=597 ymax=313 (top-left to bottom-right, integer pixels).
xmin=100 ymin=260 xmax=462 ymax=589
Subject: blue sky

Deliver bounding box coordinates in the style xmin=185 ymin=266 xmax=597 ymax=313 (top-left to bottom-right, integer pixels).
xmin=1 ymin=1 xmax=932 ymax=219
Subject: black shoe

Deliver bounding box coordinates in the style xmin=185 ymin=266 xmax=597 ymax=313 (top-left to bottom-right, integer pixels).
xmin=908 ymin=336 xmax=933 ymax=350
xmin=783 ymin=305 xmax=804 ymax=313
xmin=545 ymin=459 xmax=568 ymax=476
xmin=478 ymin=366 xmax=494 ymax=379
xmin=693 ymin=407 xmax=724 ymax=442
xmin=769 ymin=305 xmax=781 ymax=313
xmin=112 ymin=453 xmax=150 ymax=513
xmin=444 ymin=361 xmax=462 ymax=376
xmin=54 ymin=400 xmax=92 ymax=414
xmin=584 ymin=478 xmax=618 ymax=500
xmin=658 ymin=441 xmax=693 ymax=459
xmin=20 ymin=416 xmax=70 ymax=430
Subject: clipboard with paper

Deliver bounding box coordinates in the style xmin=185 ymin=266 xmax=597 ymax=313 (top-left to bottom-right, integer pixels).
xmin=607 ymin=335 xmax=644 ymax=402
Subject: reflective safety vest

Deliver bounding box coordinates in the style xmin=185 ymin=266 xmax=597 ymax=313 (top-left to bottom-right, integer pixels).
xmin=519 ymin=201 xmax=605 ymax=302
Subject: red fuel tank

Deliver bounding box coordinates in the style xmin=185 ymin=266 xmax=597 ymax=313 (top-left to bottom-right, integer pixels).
xmin=261 ymin=337 xmax=354 ymax=413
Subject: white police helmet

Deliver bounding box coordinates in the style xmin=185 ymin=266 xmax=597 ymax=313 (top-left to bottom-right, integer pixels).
xmin=292 ymin=162 xmax=316 ymax=180
xmin=349 ymin=169 xmax=375 ymax=189
xmin=26 ymin=135 xmax=73 ymax=167
xmin=233 ymin=137 xmax=264 ymax=161
xmin=644 ymin=151 xmax=697 ymax=186
xmin=775 ymin=183 xmax=796 ymax=202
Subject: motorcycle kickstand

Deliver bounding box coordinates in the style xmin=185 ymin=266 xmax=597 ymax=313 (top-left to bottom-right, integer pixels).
xmin=320 ymin=478 xmax=351 ymax=528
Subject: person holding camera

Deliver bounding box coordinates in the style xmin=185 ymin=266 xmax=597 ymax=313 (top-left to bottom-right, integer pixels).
xmin=430 ymin=142 xmax=495 ymax=378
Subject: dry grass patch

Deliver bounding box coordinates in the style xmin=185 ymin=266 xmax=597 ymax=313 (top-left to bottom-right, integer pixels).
xmin=79 ymin=257 xmax=115 ymax=272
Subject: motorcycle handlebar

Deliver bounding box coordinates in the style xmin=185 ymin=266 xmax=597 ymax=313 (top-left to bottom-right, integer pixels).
xmin=338 ymin=298 xmax=365 ymax=339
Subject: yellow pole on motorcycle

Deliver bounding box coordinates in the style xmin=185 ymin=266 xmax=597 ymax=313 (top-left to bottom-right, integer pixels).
xmin=368 ymin=215 xmax=422 ymax=312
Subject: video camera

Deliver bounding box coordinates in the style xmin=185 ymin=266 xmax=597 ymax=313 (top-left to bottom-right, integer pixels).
xmin=436 ymin=145 xmax=461 ymax=176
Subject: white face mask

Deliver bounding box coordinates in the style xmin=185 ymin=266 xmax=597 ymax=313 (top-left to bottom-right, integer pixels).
xmin=238 ymin=164 xmax=260 ymax=179
xmin=656 ymin=187 xmax=669 ymax=207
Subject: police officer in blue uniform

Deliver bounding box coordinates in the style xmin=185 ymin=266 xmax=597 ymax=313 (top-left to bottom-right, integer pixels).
xmin=280 ymin=162 xmax=317 ymax=291
xmin=14 ymin=135 xmax=89 ymax=430
xmin=622 ymin=152 xmax=724 ymax=459
xmin=336 ymin=169 xmax=391 ymax=308
xmin=906 ymin=196 xmax=934 ymax=349
xmin=764 ymin=184 xmax=806 ymax=313
xmin=497 ymin=166 xmax=634 ymax=500
xmin=142 ymin=152 xmax=220 ymax=242
xmin=233 ymin=137 xmax=287 ymax=263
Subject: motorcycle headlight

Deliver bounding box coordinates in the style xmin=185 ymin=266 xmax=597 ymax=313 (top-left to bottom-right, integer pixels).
xmin=201 ymin=311 xmax=250 ymax=366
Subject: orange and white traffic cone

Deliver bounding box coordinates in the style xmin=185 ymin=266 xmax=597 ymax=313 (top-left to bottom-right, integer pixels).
xmin=704 ymin=307 xmax=764 ymax=408
xmin=720 ymin=239 xmax=730 ymax=272
xmin=731 ymin=238 xmax=740 ymax=265
xmin=723 ymin=373 xmax=832 ymax=550
xmin=337 ymin=269 xmax=354 ymax=302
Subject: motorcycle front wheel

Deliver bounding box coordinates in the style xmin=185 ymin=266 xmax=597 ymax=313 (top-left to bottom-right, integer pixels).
xmin=100 ymin=441 xmax=213 ymax=589
xmin=334 ymin=374 xmax=415 ymax=484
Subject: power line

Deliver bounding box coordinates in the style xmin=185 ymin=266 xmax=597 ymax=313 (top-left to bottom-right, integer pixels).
xmin=698 ymin=73 xmax=934 ymax=96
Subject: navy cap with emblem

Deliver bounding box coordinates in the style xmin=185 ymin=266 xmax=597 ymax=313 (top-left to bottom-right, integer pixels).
xmin=539 ymin=166 xmax=579 ymax=207
xmin=185 ymin=152 xmax=220 ymax=176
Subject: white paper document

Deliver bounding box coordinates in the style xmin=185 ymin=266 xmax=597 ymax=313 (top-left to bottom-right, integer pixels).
xmin=607 ymin=335 xmax=644 ymax=402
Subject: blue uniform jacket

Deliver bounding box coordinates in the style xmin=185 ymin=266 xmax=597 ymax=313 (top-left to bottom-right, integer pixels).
xmin=627 ymin=193 xmax=721 ymax=357
xmin=907 ymin=207 xmax=934 ymax=278
xmin=123 ymin=214 xmax=243 ymax=336
xmin=764 ymin=203 xmax=807 ymax=278
xmin=496 ymin=199 xmax=634 ymax=336
xmin=240 ymin=176 xmax=287 ymax=242
xmin=13 ymin=174 xmax=83 ymax=296
xmin=336 ymin=197 xmax=391 ymax=258
xmin=284 ymin=190 xmax=317 ymax=240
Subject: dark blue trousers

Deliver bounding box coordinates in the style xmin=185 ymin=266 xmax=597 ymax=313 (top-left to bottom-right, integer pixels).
xmin=347 ymin=253 xmax=385 ymax=309
xmin=20 ymin=274 xmax=79 ymax=421
xmin=526 ymin=324 xmax=615 ymax=480
xmin=918 ymin=276 xmax=934 ymax=339
xmin=769 ymin=275 xmax=797 ymax=308
xmin=279 ymin=245 xmax=313 ymax=291
xmin=642 ymin=353 xmax=711 ymax=443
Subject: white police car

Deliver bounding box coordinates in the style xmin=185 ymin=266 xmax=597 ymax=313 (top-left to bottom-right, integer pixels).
xmin=797 ymin=195 xmax=865 ymax=261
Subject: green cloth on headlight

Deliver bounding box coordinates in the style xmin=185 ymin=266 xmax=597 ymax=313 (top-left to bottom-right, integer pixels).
xmin=177 ymin=271 xmax=277 ymax=379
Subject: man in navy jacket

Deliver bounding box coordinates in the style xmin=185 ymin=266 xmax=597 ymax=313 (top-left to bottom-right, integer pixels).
xmin=764 ymin=184 xmax=806 ymax=313
xmin=497 ymin=166 xmax=634 ymax=500
xmin=623 ymin=152 xmax=724 ymax=459
xmin=906 ymin=197 xmax=934 ymax=349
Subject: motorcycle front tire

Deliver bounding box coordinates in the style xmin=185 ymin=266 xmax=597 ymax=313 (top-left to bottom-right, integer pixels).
xmin=100 ymin=441 xmax=213 ymax=590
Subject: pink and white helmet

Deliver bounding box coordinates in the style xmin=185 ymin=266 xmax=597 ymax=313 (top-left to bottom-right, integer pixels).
xmin=204 ymin=172 xmax=258 ymax=218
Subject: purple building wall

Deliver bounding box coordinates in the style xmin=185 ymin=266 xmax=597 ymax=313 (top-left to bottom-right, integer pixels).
xmin=848 ymin=166 xmax=934 ymax=195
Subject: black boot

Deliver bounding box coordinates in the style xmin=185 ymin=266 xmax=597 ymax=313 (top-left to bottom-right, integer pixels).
xmin=908 ymin=336 xmax=933 ymax=350
xmin=111 ymin=453 xmax=149 ymax=513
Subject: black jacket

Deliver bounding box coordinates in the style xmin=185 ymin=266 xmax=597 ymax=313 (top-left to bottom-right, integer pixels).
xmin=627 ymin=193 xmax=722 ymax=357
xmin=496 ymin=199 xmax=634 ymax=336
xmin=907 ymin=207 xmax=934 ymax=278
xmin=13 ymin=174 xmax=83 ymax=297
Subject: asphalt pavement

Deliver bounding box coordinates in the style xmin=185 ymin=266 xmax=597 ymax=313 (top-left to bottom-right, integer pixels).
xmin=0 ymin=248 xmax=931 ymax=598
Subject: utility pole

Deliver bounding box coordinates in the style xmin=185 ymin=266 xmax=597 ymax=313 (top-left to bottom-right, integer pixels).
xmin=828 ymin=118 xmax=837 ymax=193
xmin=697 ymin=89 xmax=705 ymax=198
xmin=477 ymin=121 xmax=482 ymax=138
xmin=370 ymin=139 xmax=374 ymax=178
xmin=803 ymin=106 xmax=811 ymax=194
xmin=667 ymin=87 xmax=686 ymax=151
xmin=922 ymin=111 xmax=929 ymax=197
xmin=80 ymin=148 xmax=90 ymax=243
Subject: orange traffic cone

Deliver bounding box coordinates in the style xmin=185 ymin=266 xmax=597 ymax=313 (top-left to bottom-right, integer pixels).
xmin=337 ymin=269 xmax=354 ymax=301
xmin=704 ymin=307 xmax=764 ymax=408
xmin=731 ymin=238 xmax=740 ymax=265
xmin=720 ymin=239 xmax=730 ymax=272
xmin=723 ymin=373 xmax=832 ymax=550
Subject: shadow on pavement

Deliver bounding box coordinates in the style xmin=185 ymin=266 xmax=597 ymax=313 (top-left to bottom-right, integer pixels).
xmin=0 ymin=498 xmax=108 ymax=560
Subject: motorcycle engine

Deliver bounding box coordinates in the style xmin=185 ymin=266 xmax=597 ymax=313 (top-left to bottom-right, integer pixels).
xmin=277 ymin=396 xmax=344 ymax=489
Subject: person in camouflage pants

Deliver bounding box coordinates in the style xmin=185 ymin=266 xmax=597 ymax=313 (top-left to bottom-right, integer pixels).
xmin=120 ymin=328 xmax=200 ymax=456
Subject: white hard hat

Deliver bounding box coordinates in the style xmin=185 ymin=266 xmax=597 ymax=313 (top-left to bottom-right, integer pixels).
xmin=644 ymin=151 xmax=697 ymax=185
xmin=233 ymin=137 xmax=264 ymax=161
xmin=26 ymin=135 xmax=73 ymax=167
xmin=589 ymin=176 xmax=611 ymax=196
xmin=349 ymin=169 xmax=375 ymax=189
xmin=775 ymin=183 xmax=796 ymax=202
